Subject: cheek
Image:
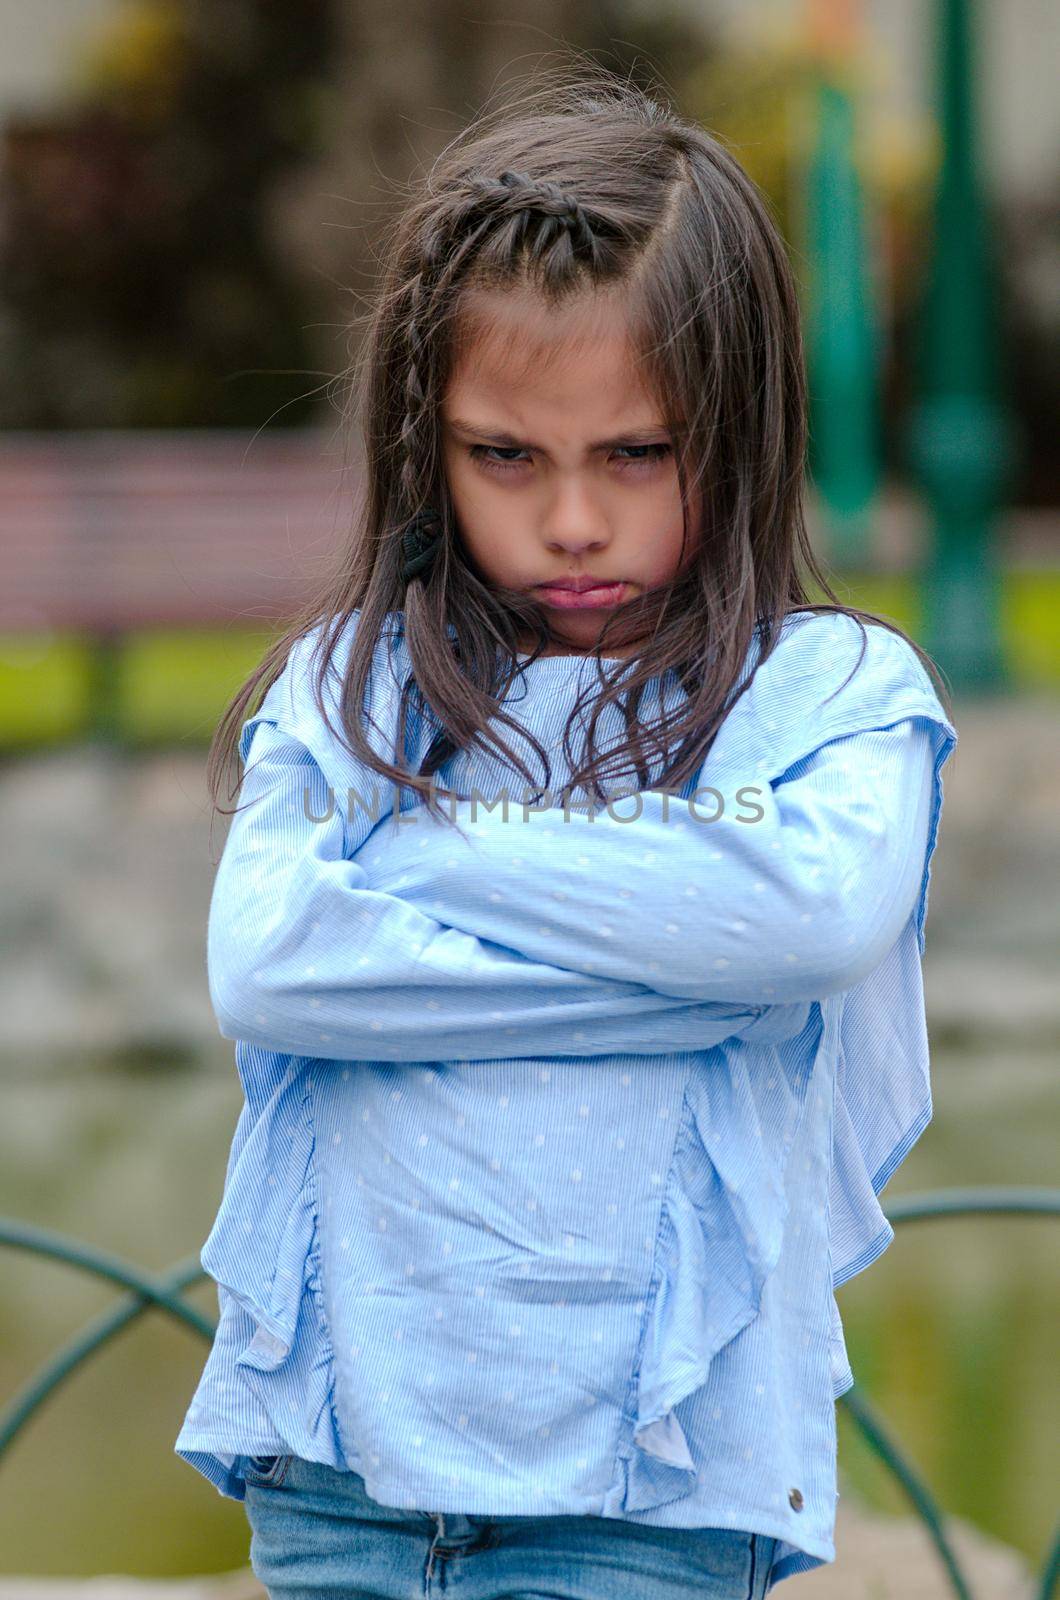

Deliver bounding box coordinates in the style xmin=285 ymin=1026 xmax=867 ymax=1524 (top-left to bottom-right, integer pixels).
xmin=636 ymin=480 xmax=695 ymax=582
xmin=444 ymin=459 xmax=513 ymax=575
xmin=445 ymin=448 xmax=500 ymax=526
xmin=444 ymin=451 xmax=484 ymax=540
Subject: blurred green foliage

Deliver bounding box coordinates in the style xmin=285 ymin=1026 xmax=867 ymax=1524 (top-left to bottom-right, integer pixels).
xmin=0 ymin=0 xmax=336 ymax=428
xmin=0 ymin=571 xmax=1057 ymax=752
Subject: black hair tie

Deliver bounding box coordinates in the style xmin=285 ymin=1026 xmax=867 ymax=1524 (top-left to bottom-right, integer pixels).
xmin=401 ymin=508 xmax=444 ymax=583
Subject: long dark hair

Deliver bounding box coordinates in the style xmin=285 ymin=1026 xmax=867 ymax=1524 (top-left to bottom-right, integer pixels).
xmin=206 ymin=65 xmax=953 ymax=827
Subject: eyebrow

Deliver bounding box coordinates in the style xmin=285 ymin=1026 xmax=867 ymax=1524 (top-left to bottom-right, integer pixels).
xmin=445 ymin=417 xmax=671 ymax=451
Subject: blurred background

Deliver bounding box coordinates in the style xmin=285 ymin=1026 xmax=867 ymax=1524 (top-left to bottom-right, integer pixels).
xmin=0 ymin=0 xmax=1056 ymax=1593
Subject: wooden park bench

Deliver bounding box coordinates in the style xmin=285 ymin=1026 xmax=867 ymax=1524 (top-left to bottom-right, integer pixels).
xmin=0 ymin=428 xmax=357 ymax=742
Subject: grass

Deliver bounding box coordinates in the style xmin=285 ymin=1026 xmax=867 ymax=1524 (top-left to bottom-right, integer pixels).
xmin=0 ymin=570 xmax=1057 ymax=751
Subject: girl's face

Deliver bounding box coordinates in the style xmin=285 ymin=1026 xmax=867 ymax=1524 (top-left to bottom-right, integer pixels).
xmin=441 ymin=285 xmax=697 ymax=658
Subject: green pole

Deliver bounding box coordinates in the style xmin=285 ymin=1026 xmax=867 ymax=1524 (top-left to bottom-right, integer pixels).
xmin=904 ymin=0 xmax=1015 ymax=688
xmin=85 ymin=627 xmax=124 ymax=747
xmin=803 ymin=68 xmax=880 ymax=568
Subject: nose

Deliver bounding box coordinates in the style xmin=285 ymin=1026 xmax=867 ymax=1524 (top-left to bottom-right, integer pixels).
xmin=540 ymin=474 xmax=611 ymax=555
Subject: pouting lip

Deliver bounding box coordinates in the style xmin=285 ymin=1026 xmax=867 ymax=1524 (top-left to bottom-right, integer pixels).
xmin=535 ymin=577 xmax=624 ymax=593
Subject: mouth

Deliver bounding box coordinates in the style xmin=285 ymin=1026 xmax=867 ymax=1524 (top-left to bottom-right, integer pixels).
xmin=535 ymin=579 xmax=629 ymax=610
xmin=536 ymin=576 xmax=621 ymax=593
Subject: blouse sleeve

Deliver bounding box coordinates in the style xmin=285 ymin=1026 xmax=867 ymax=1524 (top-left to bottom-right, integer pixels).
xmin=356 ymin=618 xmax=957 ymax=1006
xmin=358 ymin=718 xmax=937 ymax=1005
xmin=206 ymin=711 xmax=808 ymax=1061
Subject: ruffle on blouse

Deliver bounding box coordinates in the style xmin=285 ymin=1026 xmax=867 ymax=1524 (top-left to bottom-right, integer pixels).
xmin=224 ymin=608 xmax=957 ymax=1478
xmin=199 ymin=1055 xmax=343 ymax=1464
xmin=821 ymin=916 xmax=940 ymax=1397
xmin=700 ymin=611 xmax=958 ymax=1406
xmin=623 ymin=999 xmax=841 ymax=1511
xmin=240 ymin=615 xmax=417 ymax=852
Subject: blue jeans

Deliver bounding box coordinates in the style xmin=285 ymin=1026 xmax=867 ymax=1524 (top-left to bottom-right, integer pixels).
xmin=242 ymin=1454 xmax=778 ymax=1599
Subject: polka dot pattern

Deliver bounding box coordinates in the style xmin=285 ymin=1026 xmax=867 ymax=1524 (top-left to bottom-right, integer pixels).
xmin=176 ymin=609 xmax=957 ymax=1592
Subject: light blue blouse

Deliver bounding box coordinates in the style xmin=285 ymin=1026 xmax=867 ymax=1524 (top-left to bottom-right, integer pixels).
xmin=175 ymin=607 xmax=957 ymax=1591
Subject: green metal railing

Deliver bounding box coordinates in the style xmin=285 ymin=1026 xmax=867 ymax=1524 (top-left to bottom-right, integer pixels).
xmin=2 ymin=1185 xmax=1057 ymax=1596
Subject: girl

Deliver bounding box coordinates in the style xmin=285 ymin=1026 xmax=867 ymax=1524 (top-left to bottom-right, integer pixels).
xmin=176 ymin=71 xmax=958 ymax=1599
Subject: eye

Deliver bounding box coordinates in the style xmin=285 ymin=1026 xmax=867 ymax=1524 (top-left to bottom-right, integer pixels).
xmin=469 ymin=445 xmax=529 ymax=473
xmin=468 ymin=443 xmax=671 ymax=476
xmin=612 ymin=444 xmax=672 ymax=469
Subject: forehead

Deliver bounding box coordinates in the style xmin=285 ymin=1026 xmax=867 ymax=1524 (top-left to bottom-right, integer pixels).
xmin=445 ymin=284 xmax=663 ymax=430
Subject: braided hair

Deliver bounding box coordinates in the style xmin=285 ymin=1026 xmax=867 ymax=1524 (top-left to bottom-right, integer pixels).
xmin=395 ymin=165 xmax=633 ymax=590
xmin=209 ymin=75 xmax=946 ymax=836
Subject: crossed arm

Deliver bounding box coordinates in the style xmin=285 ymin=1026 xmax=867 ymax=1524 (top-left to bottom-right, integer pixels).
xmin=207 ymin=715 xmax=807 ymax=1062
xmin=208 ymin=702 xmax=937 ymax=1060
xmin=358 ymin=716 xmax=940 ymax=1006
